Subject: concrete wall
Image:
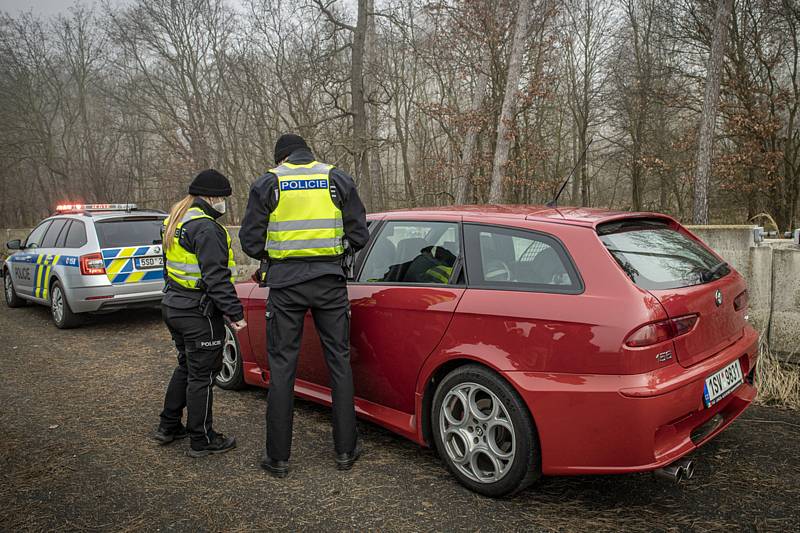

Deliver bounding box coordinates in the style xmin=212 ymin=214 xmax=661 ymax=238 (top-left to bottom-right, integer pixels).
xmin=3 ymin=224 xmax=799 ymax=360
xmin=770 ymin=248 xmax=800 ymax=359
xmin=686 ymin=225 xmax=799 ymax=362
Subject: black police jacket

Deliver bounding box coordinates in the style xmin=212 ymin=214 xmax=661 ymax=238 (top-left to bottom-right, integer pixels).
xmin=162 ymin=198 xmax=244 ymax=322
xmin=238 ymin=148 xmax=370 ymax=288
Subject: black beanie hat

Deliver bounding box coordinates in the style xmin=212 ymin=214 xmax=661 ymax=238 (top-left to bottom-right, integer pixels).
xmin=188 ymin=169 xmax=232 ymax=197
xmin=274 ymin=133 xmax=310 ymax=164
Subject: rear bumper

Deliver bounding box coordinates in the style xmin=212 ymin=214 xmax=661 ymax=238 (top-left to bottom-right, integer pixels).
xmin=68 ymin=281 xmax=164 ymax=313
xmin=508 ymin=325 xmax=759 ymax=475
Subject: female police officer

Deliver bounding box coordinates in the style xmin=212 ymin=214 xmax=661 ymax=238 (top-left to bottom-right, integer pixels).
xmin=153 ymin=169 xmax=247 ymax=458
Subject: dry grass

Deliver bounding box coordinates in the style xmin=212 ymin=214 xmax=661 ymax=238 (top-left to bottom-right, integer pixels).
xmin=754 ymin=336 xmax=800 ymax=409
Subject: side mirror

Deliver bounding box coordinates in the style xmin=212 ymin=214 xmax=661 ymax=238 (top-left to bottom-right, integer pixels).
xmin=6 ymin=239 xmax=22 ymax=250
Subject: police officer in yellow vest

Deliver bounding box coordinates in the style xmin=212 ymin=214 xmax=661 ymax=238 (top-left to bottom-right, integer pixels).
xmin=154 ymin=169 xmax=247 ymax=458
xmin=239 ymin=134 xmax=369 ymax=477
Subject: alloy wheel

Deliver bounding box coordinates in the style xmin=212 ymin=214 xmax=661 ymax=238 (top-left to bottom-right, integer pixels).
xmin=438 ymin=382 xmax=516 ymax=484
xmin=52 ymin=286 xmax=64 ymax=323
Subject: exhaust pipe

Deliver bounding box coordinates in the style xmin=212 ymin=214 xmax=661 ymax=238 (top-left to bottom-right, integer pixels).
xmin=654 ymin=464 xmax=684 ymax=483
xmin=675 ymin=458 xmax=694 ymax=480
xmin=654 ymin=458 xmax=695 ymax=483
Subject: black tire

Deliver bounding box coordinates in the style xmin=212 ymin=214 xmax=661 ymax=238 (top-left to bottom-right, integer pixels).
xmin=3 ymin=269 xmax=25 ymax=308
xmin=215 ymin=323 xmax=245 ymax=390
xmin=431 ymin=364 xmax=541 ymax=497
xmin=50 ymin=280 xmax=82 ymax=329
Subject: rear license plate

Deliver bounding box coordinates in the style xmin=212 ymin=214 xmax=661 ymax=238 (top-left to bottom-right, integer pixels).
xmin=135 ymin=256 xmax=163 ymax=269
xmin=703 ymin=360 xmax=743 ymax=408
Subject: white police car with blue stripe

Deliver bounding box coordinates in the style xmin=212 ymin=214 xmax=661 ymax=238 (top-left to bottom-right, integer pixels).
xmin=3 ymin=204 xmax=166 ymax=328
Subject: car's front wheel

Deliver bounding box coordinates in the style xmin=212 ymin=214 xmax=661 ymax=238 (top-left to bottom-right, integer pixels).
xmin=432 ymin=364 xmax=540 ymax=497
xmin=3 ymin=270 xmax=25 ymax=308
xmin=215 ymin=323 xmax=244 ymax=390
xmin=50 ymin=280 xmax=81 ymax=329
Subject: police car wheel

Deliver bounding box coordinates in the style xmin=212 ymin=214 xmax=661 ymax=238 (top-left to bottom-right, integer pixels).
xmin=3 ymin=270 xmax=25 ymax=308
xmin=50 ymin=281 xmax=81 ymax=329
xmin=215 ymin=324 xmax=244 ymax=390
xmin=431 ymin=364 xmax=541 ymax=498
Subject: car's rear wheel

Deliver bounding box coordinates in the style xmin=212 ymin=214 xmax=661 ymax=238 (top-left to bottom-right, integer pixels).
xmin=432 ymin=364 xmax=540 ymax=497
xmin=215 ymin=324 xmax=244 ymax=389
xmin=50 ymin=280 xmax=81 ymax=329
xmin=3 ymin=270 xmax=25 ymax=308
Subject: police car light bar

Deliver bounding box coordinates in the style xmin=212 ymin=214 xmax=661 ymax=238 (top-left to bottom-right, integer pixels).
xmin=56 ymin=203 xmax=138 ymax=212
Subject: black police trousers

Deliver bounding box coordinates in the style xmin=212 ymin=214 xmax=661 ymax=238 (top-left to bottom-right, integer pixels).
xmin=159 ymin=305 xmax=225 ymax=447
xmin=266 ymin=274 xmax=357 ymax=461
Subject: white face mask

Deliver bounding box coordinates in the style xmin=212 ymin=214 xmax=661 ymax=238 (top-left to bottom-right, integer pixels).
xmin=211 ymin=199 xmax=226 ymax=214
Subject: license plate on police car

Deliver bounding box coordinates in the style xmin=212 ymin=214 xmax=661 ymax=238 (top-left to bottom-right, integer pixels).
xmin=703 ymin=360 xmax=743 ymax=408
xmin=135 ymin=256 xmax=163 ymax=269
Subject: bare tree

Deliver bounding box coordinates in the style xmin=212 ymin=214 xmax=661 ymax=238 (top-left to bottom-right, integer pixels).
xmin=488 ymin=0 xmax=531 ymax=203
xmin=692 ymin=0 xmax=733 ymax=224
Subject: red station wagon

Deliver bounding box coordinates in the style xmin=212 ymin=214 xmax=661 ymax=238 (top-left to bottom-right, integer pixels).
xmin=217 ymin=206 xmax=759 ymax=497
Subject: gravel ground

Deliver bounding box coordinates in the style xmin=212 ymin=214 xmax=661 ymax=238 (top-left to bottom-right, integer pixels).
xmin=1 ymin=302 xmax=799 ymax=532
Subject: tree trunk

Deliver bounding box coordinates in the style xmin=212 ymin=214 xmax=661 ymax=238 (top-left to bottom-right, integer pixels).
xmin=488 ymin=0 xmax=530 ymax=204
xmin=352 ymin=0 xmax=372 ymax=210
xmin=692 ymin=0 xmax=733 ymax=224
xmin=365 ymin=0 xmax=383 ymax=211
xmin=455 ymin=59 xmax=490 ymax=205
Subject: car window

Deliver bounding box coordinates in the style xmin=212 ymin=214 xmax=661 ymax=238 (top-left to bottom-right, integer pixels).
xmin=24 ymin=221 xmax=52 ymax=249
xmin=464 ymin=224 xmax=582 ymax=293
xmin=40 ymin=218 xmax=69 ymax=248
xmin=358 ymin=221 xmax=461 ymax=284
xmin=597 ymin=220 xmax=728 ymax=290
xmin=55 ymin=220 xmax=72 ymax=248
xmin=94 ymin=217 xmax=164 ymax=248
xmin=64 ymin=220 xmax=87 ymax=248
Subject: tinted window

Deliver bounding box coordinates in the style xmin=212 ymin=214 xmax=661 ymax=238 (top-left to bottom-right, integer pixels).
xmin=359 ymin=221 xmax=460 ymax=284
xmin=598 ymin=220 xmax=728 ymax=290
xmin=94 ymin=217 xmax=164 ymax=248
xmin=64 ymin=220 xmax=88 ymax=248
xmin=24 ymin=221 xmax=52 ymax=249
xmin=40 ymin=219 xmax=68 ymax=248
xmin=464 ymin=224 xmax=582 ymax=293
xmin=55 ymin=220 xmax=72 ymax=247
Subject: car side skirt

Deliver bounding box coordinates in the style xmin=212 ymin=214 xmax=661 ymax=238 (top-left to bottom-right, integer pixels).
xmin=243 ymin=362 xmax=420 ymax=443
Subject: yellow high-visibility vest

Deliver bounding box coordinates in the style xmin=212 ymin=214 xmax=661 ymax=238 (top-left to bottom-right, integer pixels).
xmin=265 ymin=161 xmax=345 ymax=260
xmin=164 ymin=207 xmax=235 ymax=289
xmin=424 ymin=264 xmax=453 ymax=284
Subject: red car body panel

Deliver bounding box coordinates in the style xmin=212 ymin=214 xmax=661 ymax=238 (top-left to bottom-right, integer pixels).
xmin=234 ymin=206 xmax=759 ymax=475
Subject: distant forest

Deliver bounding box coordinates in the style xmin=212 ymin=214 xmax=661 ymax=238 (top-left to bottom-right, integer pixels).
xmin=0 ymin=0 xmax=797 ymax=231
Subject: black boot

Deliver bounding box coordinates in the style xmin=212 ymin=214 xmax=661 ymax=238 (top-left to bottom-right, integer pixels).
xmin=153 ymin=424 xmax=188 ymax=445
xmin=335 ymin=441 xmax=363 ymax=471
xmin=260 ymin=454 xmax=289 ymax=478
xmin=187 ymin=433 xmax=236 ymax=458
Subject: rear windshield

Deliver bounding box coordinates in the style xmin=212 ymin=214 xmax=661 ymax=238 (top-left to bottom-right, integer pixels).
xmin=598 ymin=219 xmax=730 ymax=290
xmin=95 ymin=217 xmax=164 ymax=248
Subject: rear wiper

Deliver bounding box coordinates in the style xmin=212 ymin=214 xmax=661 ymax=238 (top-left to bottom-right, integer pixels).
xmin=701 ymin=261 xmax=729 ymax=282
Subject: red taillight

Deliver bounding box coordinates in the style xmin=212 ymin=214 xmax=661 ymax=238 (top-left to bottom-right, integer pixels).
xmin=80 ymin=253 xmax=106 ymax=275
xmin=734 ymin=290 xmax=748 ymax=312
xmin=625 ymin=314 xmax=698 ymax=347
xmin=671 ymin=314 xmax=698 ymax=336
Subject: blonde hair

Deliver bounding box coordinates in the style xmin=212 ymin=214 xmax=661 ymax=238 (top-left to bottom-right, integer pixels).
xmin=163 ymin=195 xmax=196 ymax=251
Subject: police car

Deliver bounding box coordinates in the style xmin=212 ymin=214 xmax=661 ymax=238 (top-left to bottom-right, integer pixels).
xmin=3 ymin=204 xmax=166 ymax=328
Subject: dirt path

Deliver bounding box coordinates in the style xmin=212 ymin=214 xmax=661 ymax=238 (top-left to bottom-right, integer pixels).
xmin=1 ymin=302 xmax=798 ymax=532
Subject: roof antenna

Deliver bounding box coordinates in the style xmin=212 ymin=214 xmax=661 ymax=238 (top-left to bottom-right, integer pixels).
xmin=547 ymin=138 xmax=593 ymax=208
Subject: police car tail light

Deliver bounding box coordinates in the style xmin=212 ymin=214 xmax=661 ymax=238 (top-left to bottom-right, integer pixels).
xmin=80 ymin=253 xmax=106 ymax=275
xmin=624 ymin=314 xmax=698 ymax=347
